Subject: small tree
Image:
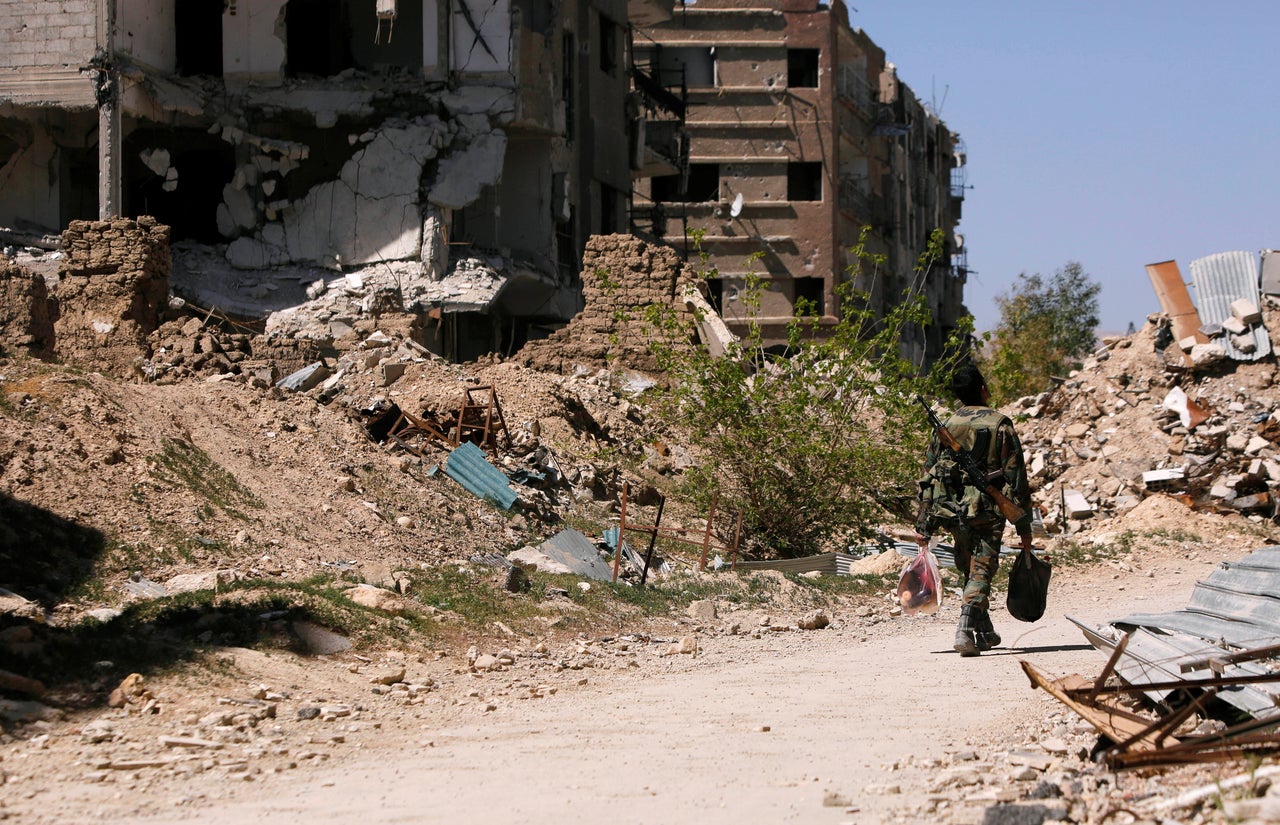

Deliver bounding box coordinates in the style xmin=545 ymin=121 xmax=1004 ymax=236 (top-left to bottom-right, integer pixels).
xmin=647 ymin=228 xmax=972 ymax=559
xmin=982 ymin=262 xmax=1100 ymax=403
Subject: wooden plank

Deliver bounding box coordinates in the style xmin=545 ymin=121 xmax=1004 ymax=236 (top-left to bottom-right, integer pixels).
xmin=1146 ymin=259 xmax=1207 ymax=356
xmin=1021 ymin=660 xmax=1178 ymax=751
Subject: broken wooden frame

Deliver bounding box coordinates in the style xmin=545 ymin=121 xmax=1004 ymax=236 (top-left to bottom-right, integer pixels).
xmin=1022 ymin=633 xmax=1280 ymax=770
xmin=613 ymin=481 xmax=743 ymax=583
xmin=384 ymin=385 xmax=510 ymax=456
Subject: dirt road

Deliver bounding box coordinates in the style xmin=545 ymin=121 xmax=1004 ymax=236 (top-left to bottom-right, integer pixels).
xmin=100 ymin=547 xmax=1216 ymax=825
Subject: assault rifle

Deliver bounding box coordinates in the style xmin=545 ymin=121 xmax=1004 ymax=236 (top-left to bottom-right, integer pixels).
xmin=917 ymin=395 xmax=1026 ymax=525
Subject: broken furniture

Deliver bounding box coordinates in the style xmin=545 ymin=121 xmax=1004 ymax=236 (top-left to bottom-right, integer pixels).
xmin=612 ymin=482 xmax=742 ymax=583
xmin=369 ymin=385 xmax=510 ymax=456
xmin=1026 ymin=545 xmax=1280 ymax=769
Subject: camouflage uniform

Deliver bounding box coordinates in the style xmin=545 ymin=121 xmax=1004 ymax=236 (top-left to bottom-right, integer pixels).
xmin=915 ymin=405 xmax=1033 ymax=612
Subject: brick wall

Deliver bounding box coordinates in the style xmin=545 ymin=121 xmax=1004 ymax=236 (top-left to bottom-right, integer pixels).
xmin=0 ymin=1 xmax=99 ymax=70
xmin=54 ymin=216 xmax=171 ymax=377
xmin=519 ymin=234 xmax=700 ymax=375
xmin=0 ymin=260 xmax=55 ymax=357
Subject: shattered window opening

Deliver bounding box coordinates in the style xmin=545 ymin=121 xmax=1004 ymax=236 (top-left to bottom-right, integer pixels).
xmin=793 ymin=276 xmax=825 ymax=316
xmin=787 ymin=48 xmax=819 ymax=89
xmin=598 ymin=14 xmax=619 ymax=76
xmin=787 ymin=161 xmax=822 ymax=202
xmin=651 ymin=163 xmax=718 ymax=203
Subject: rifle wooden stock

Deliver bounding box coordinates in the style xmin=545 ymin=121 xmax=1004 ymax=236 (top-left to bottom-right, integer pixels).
xmin=918 ymin=395 xmax=1027 ymax=526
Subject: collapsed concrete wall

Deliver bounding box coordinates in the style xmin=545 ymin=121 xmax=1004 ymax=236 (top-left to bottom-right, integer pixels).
xmin=518 ymin=234 xmax=700 ymax=375
xmin=0 ymin=259 xmax=54 ymax=357
xmin=54 ymin=217 xmax=171 ymax=377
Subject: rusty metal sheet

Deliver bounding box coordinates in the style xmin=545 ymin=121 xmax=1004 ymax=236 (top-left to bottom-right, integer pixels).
xmin=1189 ymin=250 xmax=1271 ymax=361
xmin=444 ymin=441 xmax=517 ymax=510
xmin=1146 ymin=260 xmax=1206 ymax=356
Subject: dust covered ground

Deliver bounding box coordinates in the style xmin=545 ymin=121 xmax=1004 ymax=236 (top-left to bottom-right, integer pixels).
xmin=5 ymin=280 xmax=1280 ymax=822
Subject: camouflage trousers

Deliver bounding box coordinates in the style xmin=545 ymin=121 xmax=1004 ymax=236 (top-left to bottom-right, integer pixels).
xmin=950 ymin=518 xmax=1004 ymax=610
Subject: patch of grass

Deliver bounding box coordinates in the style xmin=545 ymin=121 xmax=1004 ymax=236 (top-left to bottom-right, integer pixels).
xmin=411 ymin=566 xmax=532 ymax=626
xmin=147 ymin=437 xmax=262 ymax=520
xmin=786 ymin=571 xmax=895 ymax=598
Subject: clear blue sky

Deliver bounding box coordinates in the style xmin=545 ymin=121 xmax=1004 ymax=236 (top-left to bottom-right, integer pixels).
xmin=851 ymin=2 xmax=1280 ymax=335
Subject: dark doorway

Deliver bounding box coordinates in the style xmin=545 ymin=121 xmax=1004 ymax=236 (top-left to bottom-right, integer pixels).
xmin=286 ymin=0 xmax=354 ymax=77
xmin=59 ymin=146 xmax=98 ymax=226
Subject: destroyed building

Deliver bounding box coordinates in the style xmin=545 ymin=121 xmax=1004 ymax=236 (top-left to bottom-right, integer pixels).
xmin=0 ymin=0 xmax=678 ymax=361
xmin=632 ymin=0 xmax=967 ymax=363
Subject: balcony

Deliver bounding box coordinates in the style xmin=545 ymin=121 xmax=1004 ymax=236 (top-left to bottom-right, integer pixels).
xmin=837 ymin=65 xmax=874 ymax=115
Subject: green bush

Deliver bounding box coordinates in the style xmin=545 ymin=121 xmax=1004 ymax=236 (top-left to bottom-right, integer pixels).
xmin=647 ymin=228 xmax=972 ymax=558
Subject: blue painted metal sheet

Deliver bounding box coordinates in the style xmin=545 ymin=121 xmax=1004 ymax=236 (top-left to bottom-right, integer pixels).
xmin=1189 ymin=250 xmax=1271 ymax=361
xmin=444 ymin=441 xmax=517 ymax=510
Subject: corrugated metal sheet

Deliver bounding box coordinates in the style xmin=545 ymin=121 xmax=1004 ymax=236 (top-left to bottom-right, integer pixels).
xmin=602 ymin=527 xmax=672 ymax=576
xmin=537 ymin=529 xmax=615 ymax=582
xmin=734 ymin=551 xmax=861 ymax=576
xmin=444 ymin=441 xmax=517 ymax=509
xmin=1189 ymin=250 xmax=1271 ymax=361
xmin=1071 ymin=545 xmax=1280 ymax=720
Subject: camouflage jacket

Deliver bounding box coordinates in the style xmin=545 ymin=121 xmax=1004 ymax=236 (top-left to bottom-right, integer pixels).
xmin=915 ymin=404 xmax=1033 ymax=537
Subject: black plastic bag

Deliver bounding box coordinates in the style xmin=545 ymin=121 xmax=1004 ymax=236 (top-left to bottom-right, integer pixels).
xmin=1006 ymin=547 xmax=1051 ymax=622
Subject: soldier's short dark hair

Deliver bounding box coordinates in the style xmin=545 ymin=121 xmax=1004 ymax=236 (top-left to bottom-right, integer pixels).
xmin=951 ymin=365 xmax=987 ymax=406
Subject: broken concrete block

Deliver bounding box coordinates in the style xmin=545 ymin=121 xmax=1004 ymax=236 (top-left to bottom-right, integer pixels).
xmin=1064 ymin=422 xmax=1090 ymax=439
xmin=379 ymin=362 xmax=406 ymax=386
xmin=1178 ymin=335 xmax=1200 ymax=352
xmin=277 ymin=361 xmax=330 ymax=392
xmin=1231 ymin=298 xmax=1263 ymax=325
xmin=1231 ymin=333 xmax=1257 ymax=353
xmin=1246 ymin=436 xmax=1271 ymax=455
xmin=1222 ymin=315 xmax=1249 ymax=336
xmin=1189 ymin=343 xmax=1228 ymax=367
xmin=1062 ymin=489 xmax=1093 ymax=519
xmin=1142 ymin=468 xmax=1185 ymax=491
xmin=1210 ymin=483 xmax=1236 ymax=500
xmin=1230 ymin=492 xmax=1273 ymax=511
xmin=1199 ymin=322 xmax=1224 ymax=338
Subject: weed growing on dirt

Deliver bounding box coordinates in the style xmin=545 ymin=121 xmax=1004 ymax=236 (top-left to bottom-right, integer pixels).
xmin=147 ymin=437 xmax=263 ymax=520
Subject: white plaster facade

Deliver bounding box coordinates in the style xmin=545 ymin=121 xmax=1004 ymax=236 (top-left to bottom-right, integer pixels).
xmin=0 ymin=0 xmax=660 ymax=360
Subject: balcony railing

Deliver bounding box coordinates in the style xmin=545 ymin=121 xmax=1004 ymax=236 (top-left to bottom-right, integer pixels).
xmin=837 ymin=64 xmax=874 ymax=112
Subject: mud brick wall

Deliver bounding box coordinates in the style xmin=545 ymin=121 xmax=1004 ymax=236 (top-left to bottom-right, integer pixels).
xmin=0 ymin=259 xmax=55 ymax=357
xmin=519 ymin=234 xmax=700 ymax=375
xmin=54 ymin=217 xmax=171 ymax=377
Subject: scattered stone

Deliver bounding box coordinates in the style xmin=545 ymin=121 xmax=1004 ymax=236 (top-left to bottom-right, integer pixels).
xmin=687 ymin=600 xmax=717 ymax=621
xmin=796 ymin=610 xmax=830 ymax=630
xmin=369 ymin=667 xmax=406 ymax=686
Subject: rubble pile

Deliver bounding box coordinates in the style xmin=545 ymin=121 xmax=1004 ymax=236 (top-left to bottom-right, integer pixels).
xmin=1006 ymin=308 xmax=1280 ymax=539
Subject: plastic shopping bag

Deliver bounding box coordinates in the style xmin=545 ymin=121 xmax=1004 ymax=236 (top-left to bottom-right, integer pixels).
xmin=1006 ymin=546 xmax=1051 ymax=622
xmin=896 ymin=542 xmax=942 ymax=615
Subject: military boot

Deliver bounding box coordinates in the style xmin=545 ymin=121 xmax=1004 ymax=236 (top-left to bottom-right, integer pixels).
xmin=954 ymin=604 xmax=980 ymax=657
xmin=975 ymin=607 xmax=1001 ymax=651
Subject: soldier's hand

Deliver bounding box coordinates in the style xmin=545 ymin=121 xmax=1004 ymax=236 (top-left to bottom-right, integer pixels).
xmin=915 ymin=533 xmax=930 ymax=550
xmin=1020 ymin=533 xmax=1034 ymax=553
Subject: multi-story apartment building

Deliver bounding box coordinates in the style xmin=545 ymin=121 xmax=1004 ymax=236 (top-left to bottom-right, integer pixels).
xmin=0 ymin=0 xmax=673 ymax=361
xmin=633 ymin=0 xmax=967 ymax=364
